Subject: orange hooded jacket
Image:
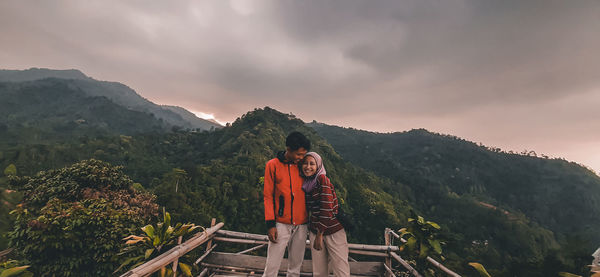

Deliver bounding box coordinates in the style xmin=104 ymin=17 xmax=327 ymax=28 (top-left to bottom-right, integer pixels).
xmin=263 ymin=151 xmax=308 ymax=229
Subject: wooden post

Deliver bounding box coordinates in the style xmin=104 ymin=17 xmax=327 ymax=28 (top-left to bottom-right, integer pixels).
xmin=172 ymin=236 xmax=183 ymax=276
xmin=385 ymin=228 xmax=392 ymax=277
xmin=206 ymin=218 xmax=216 ymax=251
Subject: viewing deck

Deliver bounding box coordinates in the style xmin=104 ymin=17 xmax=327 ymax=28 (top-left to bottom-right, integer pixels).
xmin=120 ymin=220 xmax=459 ymax=277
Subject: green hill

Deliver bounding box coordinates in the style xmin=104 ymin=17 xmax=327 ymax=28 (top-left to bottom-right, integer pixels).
xmin=308 ymin=122 xmax=600 ymax=275
xmin=0 ymin=68 xmax=221 ymax=131
xmin=0 ymin=97 xmax=596 ymax=275
xmin=0 ymin=78 xmax=170 ymax=143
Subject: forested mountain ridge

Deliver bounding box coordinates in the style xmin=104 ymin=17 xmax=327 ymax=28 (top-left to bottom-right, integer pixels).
xmin=0 ymin=68 xmax=221 ymax=131
xmin=0 ymin=68 xmax=90 ymax=82
xmin=0 ymin=103 xmax=595 ymax=275
xmin=0 ymin=78 xmax=171 ymax=142
xmin=309 ymin=121 xmax=599 ymax=273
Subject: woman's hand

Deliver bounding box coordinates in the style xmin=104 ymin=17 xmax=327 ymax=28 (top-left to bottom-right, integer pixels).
xmin=313 ymin=230 xmax=324 ymax=251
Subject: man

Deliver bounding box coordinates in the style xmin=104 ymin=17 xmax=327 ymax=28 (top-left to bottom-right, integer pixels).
xmin=263 ymin=131 xmax=311 ymax=277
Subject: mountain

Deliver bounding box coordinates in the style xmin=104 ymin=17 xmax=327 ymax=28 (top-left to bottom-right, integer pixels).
xmin=0 ymin=68 xmax=90 ymax=82
xmin=1 ymin=106 xmax=593 ymax=275
xmin=308 ymin=121 xmax=600 ymax=274
xmin=0 ymin=68 xmax=221 ymax=131
xmin=0 ymin=78 xmax=170 ymax=142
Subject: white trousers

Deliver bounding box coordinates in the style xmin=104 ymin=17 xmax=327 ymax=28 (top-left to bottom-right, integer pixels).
xmin=263 ymin=223 xmax=308 ymax=277
xmin=309 ymin=229 xmax=350 ymax=277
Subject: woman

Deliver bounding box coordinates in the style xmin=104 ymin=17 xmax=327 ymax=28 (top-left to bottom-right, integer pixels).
xmin=301 ymin=152 xmax=350 ymax=277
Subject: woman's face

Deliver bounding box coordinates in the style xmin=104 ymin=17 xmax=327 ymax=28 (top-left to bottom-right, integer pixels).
xmin=302 ymin=155 xmax=318 ymax=177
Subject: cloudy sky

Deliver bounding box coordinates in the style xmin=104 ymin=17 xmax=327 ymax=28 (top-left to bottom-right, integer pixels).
xmin=1 ymin=0 xmax=600 ymax=173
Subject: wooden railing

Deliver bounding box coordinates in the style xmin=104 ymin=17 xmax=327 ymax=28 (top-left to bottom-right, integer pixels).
xmin=119 ymin=222 xmax=224 ymax=277
xmin=119 ymin=221 xmax=460 ymax=277
xmin=387 ymin=228 xmax=460 ymax=277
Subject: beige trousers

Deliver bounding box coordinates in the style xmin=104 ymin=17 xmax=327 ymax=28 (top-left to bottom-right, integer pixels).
xmin=263 ymin=223 xmax=308 ymax=277
xmin=309 ymin=229 xmax=350 ymax=277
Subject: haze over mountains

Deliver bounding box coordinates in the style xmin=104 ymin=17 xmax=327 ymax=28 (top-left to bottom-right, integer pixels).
xmin=0 ymin=68 xmax=221 ymax=131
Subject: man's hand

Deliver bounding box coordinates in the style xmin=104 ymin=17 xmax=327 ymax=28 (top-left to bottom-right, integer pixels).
xmin=313 ymin=230 xmax=323 ymax=251
xmin=267 ymin=227 xmax=278 ymax=243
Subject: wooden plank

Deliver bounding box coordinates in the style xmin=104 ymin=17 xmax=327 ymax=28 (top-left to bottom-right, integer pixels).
xmin=195 ymin=243 xmax=218 ymax=265
xmin=426 ymin=257 xmax=461 ymax=277
xmin=349 ymin=243 xmax=399 ymax=252
xmin=349 ymin=249 xmax=389 ymax=257
xmin=214 ymin=237 xmax=268 ymax=245
xmin=217 ymin=230 xmax=269 ymax=241
xmin=236 ymin=244 xmax=267 ymax=255
xmin=216 ymin=229 xmax=399 ymax=252
xmin=203 ymin=252 xmax=383 ymax=276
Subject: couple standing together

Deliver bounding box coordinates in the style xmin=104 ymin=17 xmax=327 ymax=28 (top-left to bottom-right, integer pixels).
xmin=263 ymin=131 xmax=350 ymax=277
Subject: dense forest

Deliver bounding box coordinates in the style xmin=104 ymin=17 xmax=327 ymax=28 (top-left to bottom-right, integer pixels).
xmin=1 ymin=72 xmax=598 ymax=276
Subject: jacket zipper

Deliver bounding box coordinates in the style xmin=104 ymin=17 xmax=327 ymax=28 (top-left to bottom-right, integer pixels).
xmin=288 ymin=164 xmax=294 ymax=224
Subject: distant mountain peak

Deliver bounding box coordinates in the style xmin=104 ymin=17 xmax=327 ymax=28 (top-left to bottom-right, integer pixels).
xmin=0 ymin=68 xmax=220 ymax=131
xmin=0 ymin=67 xmax=90 ymax=82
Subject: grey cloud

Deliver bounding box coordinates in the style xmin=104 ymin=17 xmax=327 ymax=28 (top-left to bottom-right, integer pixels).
xmin=1 ymin=0 xmax=600 ymax=171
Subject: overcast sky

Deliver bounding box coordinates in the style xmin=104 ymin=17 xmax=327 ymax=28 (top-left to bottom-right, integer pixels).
xmin=1 ymin=0 xmax=600 ymax=173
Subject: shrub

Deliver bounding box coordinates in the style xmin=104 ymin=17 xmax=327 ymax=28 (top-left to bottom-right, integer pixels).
xmin=8 ymin=159 xmax=158 ymax=276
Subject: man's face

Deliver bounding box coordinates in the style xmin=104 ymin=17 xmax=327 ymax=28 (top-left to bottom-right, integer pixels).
xmin=286 ymin=147 xmax=307 ymax=164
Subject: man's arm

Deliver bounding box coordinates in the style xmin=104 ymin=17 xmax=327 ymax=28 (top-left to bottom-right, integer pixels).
xmin=263 ymin=161 xmax=277 ymax=242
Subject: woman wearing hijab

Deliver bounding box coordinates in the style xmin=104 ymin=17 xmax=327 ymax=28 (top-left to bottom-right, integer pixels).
xmin=300 ymin=152 xmax=350 ymax=277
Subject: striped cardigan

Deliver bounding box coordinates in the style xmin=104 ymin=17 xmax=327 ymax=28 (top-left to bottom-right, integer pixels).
xmin=307 ymin=175 xmax=344 ymax=235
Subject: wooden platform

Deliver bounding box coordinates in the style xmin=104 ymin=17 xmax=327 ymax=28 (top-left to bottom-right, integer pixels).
xmin=202 ymin=252 xmax=383 ymax=276
xmin=119 ymin=222 xmax=461 ymax=277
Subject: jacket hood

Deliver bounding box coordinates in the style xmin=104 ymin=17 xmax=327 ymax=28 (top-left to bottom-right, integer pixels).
xmin=277 ymin=150 xmax=294 ymax=164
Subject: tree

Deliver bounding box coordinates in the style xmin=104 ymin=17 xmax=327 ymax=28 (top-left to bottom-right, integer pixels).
xmin=8 ymin=159 xmax=158 ymax=276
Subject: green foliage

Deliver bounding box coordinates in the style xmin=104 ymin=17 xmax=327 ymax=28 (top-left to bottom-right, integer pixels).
xmin=399 ymin=212 xmax=444 ymax=276
xmin=0 ymin=185 xmax=21 ymax=250
xmin=468 ymin=262 xmax=492 ymax=277
xmin=117 ymin=208 xmax=203 ymax=276
xmin=3 ymin=165 xmax=16 ymax=177
xmin=8 ymin=159 xmax=158 ymax=276
xmin=0 ymin=260 xmax=32 ymax=277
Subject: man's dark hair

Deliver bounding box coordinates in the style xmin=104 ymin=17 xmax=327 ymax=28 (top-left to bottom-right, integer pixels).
xmin=286 ymin=131 xmax=310 ymax=151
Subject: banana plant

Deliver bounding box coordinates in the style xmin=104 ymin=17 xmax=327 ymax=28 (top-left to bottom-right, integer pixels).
xmin=116 ymin=208 xmax=204 ymax=276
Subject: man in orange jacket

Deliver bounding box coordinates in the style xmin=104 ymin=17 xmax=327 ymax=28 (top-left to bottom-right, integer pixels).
xmin=263 ymin=131 xmax=310 ymax=277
